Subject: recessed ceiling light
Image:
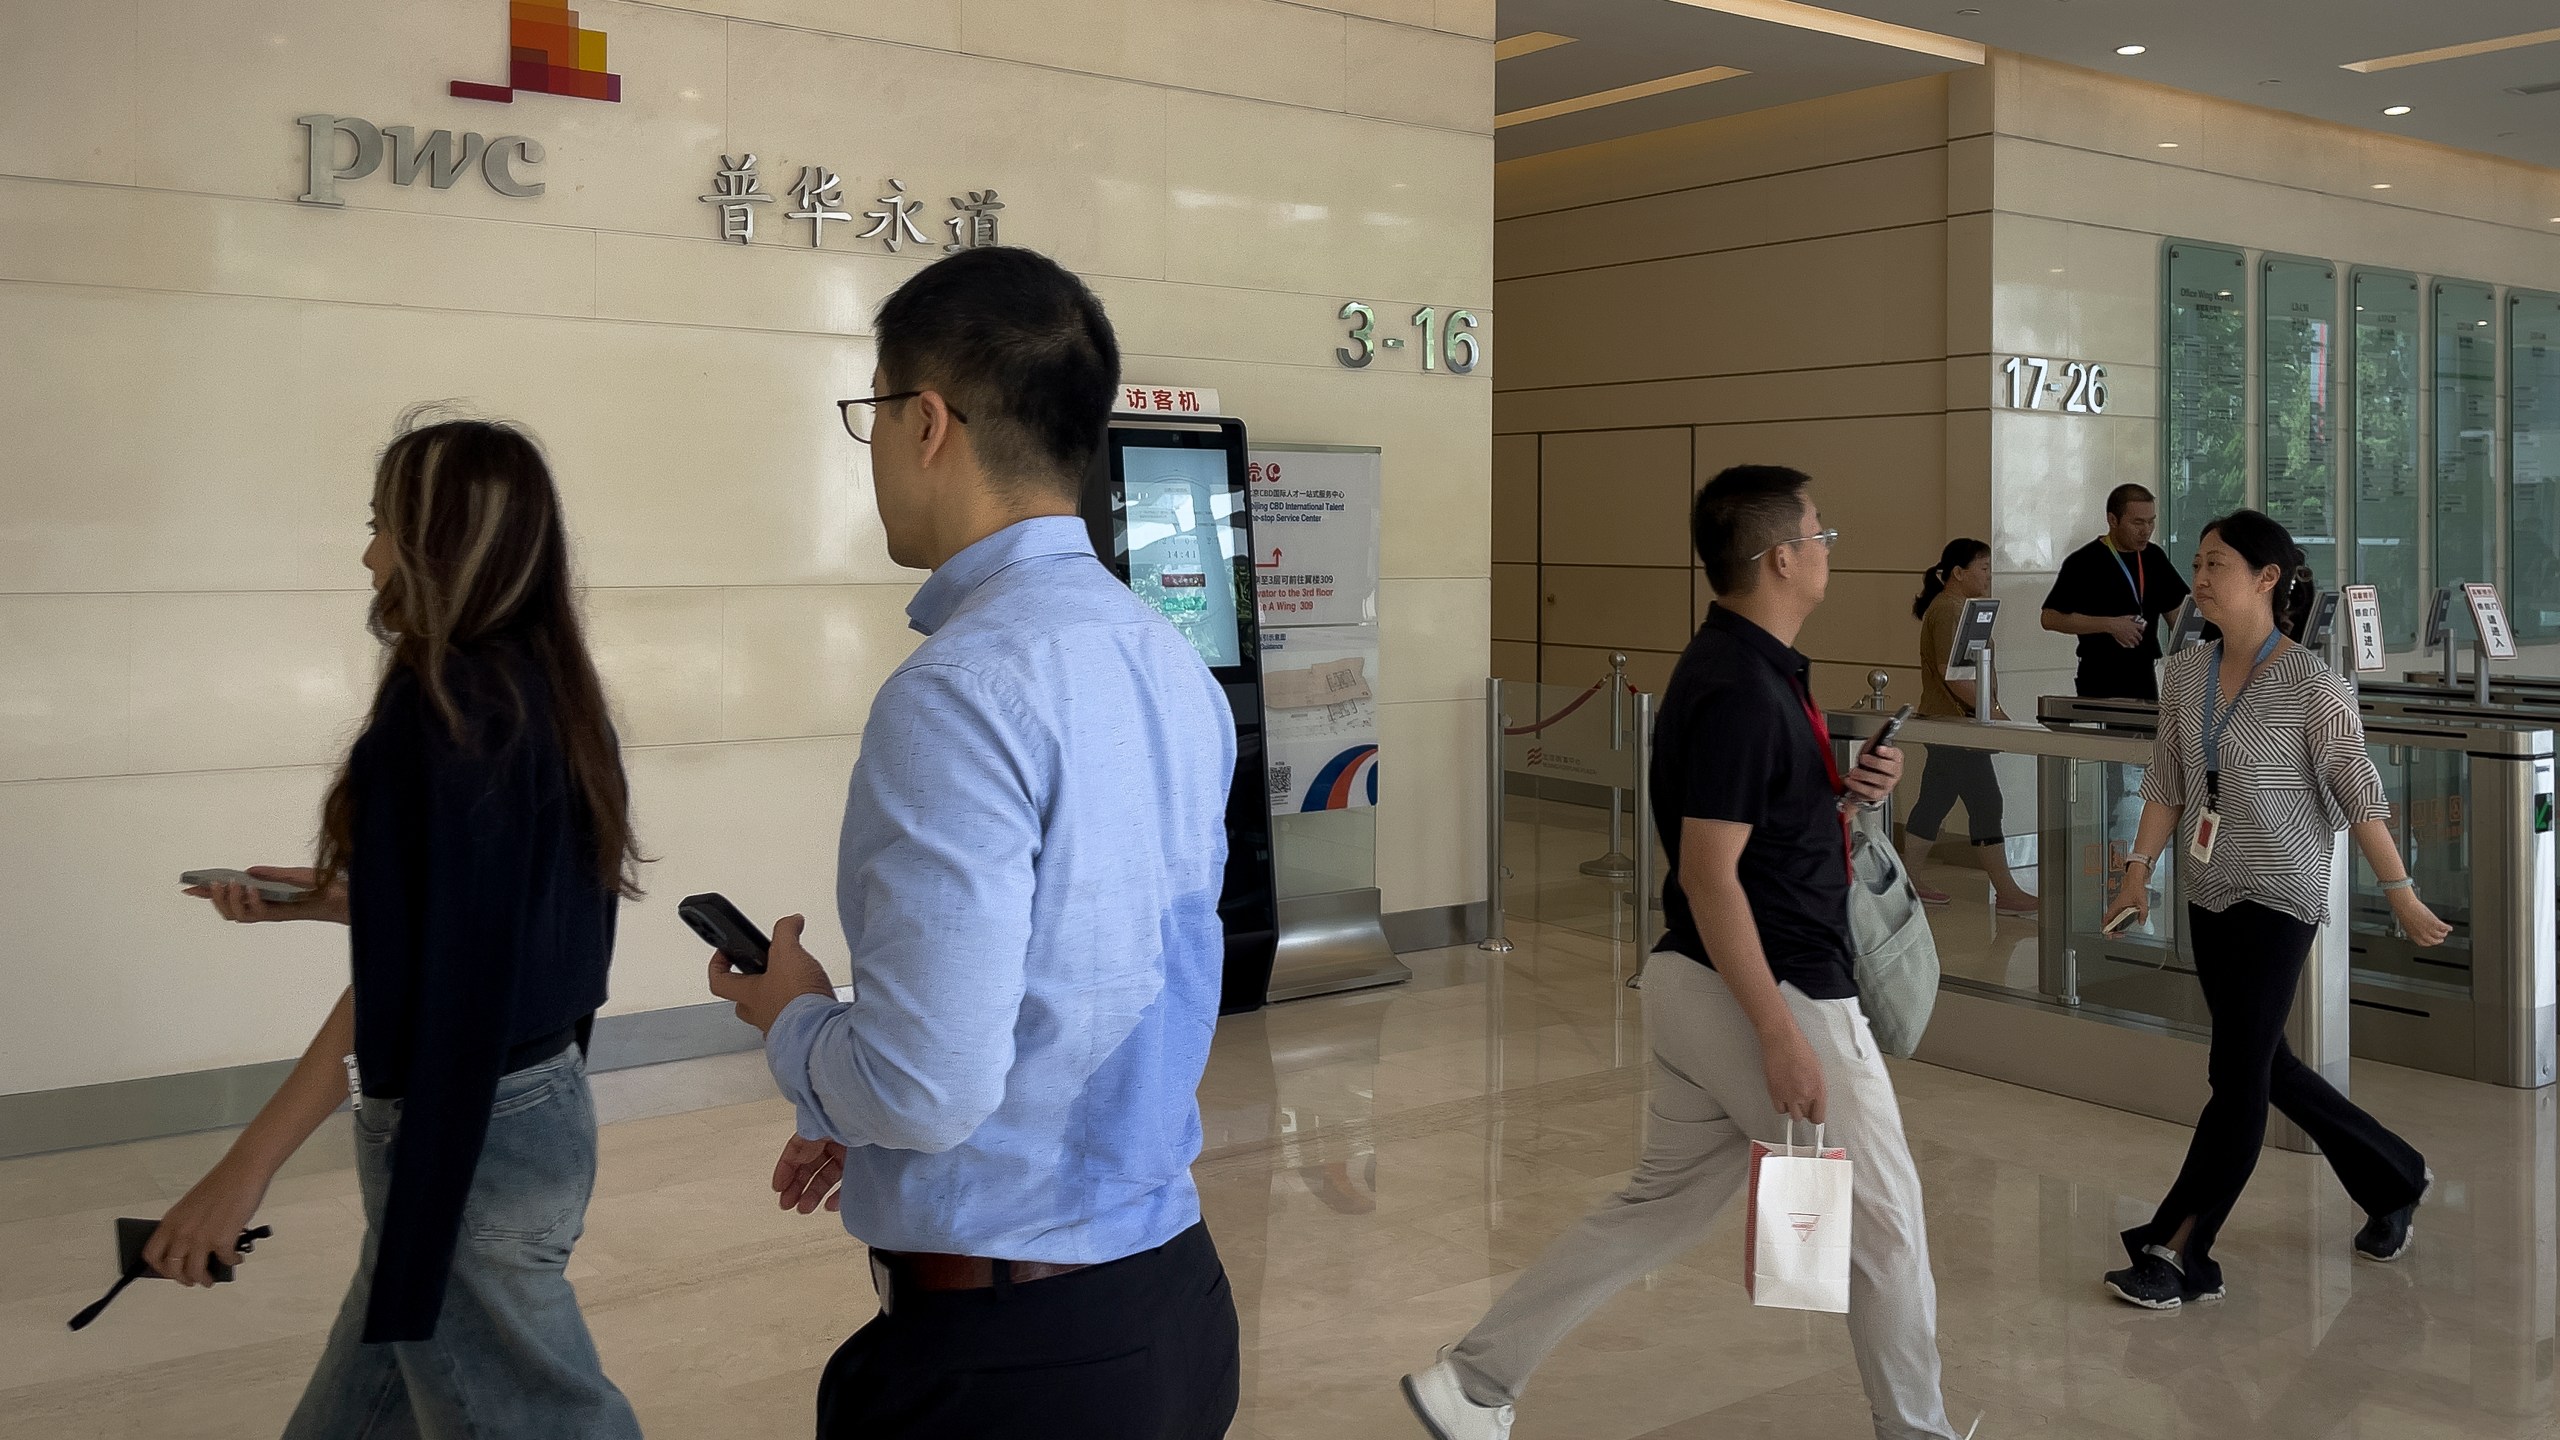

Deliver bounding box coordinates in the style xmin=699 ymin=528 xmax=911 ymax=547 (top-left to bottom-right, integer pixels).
xmin=2382 ymin=105 xmax=2413 ymax=116
xmin=2116 ymin=44 xmax=2147 ymax=56
xmin=2157 ymin=142 xmax=2179 ymax=148
xmin=2372 ymin=182 xmax=2393 ymax=189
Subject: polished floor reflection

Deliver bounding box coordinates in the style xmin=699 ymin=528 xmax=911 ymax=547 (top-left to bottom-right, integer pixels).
xmin=5 ymin=911 xmax=2557 ymax=1436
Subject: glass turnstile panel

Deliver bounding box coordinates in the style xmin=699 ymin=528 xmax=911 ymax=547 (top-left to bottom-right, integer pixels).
xmin=2351 ymin=740 xmax=2476 ymax=1001
xmin=2038 ymin=755 xmax=2208 ymax=1035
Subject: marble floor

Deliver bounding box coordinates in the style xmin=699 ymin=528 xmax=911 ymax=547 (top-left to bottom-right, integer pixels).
xmin=6 ymin=874 xmax=2559 ymax=1436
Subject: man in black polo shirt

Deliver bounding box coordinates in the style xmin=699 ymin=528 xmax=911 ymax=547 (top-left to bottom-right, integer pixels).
xmin=1403 ymin=467 xmax=1970 ymax=1440
xmin=2040 ymin=482 xmax=2190 ymax=700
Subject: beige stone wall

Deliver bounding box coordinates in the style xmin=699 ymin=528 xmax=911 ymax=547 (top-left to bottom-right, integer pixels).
xmin=1492 ymin=77 xmax=1968 ymax=711
xmin=0 ymin=0 xmax=1494 ymax=1094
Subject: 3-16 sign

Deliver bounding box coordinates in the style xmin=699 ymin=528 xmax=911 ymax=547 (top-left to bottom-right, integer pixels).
xmin=1336 ymin=301 xmax=1481 ymax=374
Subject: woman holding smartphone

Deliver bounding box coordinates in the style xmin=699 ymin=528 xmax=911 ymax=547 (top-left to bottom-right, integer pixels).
xmin=161 ymin=417 xmax=644 ymax=1437
xmin=2099 ymin=509 xmax=2447 ymax=1311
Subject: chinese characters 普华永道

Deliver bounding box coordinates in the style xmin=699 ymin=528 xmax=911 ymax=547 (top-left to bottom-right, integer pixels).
xmin=700 ymin=155 xmax=1005 ymax=252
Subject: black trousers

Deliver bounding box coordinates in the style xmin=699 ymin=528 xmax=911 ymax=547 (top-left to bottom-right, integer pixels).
xmin=1906 ymin=744 xmax=2004 ymax=844
xmin=2124 ymin=902 xmax=2428 ymax=1290
xmin=817 ymin=1222 xmax=1239 ymax=1440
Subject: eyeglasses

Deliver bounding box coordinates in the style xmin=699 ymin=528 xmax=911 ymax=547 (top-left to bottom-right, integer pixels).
xmin=1750 ymin=527 xmax=1840 ymax=562
xmin=838 ymin=393 xmax=970 ymax=444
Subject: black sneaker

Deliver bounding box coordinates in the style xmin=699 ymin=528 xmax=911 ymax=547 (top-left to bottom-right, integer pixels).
xmin=2103 ymin=1246 xmax=2187 ymax=1309
xmin=2355 ymin=1167 xmax=2434 ymax=1262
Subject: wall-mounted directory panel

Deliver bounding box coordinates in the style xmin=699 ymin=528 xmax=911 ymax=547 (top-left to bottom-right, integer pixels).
xmin=2352 ymin=270 xmax=2423 ymax=648
xmin=2163 ymin=242 xmax=2249 ymax=569
xmin=2514 ymin=291 xmax=2560 ymax=643
xmin=2435 ymin=280 xmax=2499 ymax=642
xmin=2263 ymin=257 xmax=2338 ymax=590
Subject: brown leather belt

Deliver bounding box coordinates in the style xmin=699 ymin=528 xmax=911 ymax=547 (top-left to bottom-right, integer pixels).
xmin=867 ymin=1250 xmax=1091 ymax=1314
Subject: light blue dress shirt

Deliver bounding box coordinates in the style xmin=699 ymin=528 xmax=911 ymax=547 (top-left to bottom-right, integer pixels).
xmin=765 ymin=514 xmax=1237 ymax=1263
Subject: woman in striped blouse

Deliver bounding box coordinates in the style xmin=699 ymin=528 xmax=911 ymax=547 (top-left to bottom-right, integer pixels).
xmin=2098 ymin=509 xmax=2449 ymax=1311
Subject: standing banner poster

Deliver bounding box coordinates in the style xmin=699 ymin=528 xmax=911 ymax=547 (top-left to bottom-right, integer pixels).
xmin=2344 ymin=585 xmax=2386 ymax=672
xmin=1248 ymin=447 xmax=1383 ymax=815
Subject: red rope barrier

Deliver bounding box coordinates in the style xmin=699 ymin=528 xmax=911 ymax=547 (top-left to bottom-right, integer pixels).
xmin=1501 ymin=677 xmax=1611 ymax=736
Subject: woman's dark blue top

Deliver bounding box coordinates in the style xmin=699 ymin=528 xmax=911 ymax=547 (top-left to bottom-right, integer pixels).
xmin=346 ymin=646 xmax=616 ymax=1343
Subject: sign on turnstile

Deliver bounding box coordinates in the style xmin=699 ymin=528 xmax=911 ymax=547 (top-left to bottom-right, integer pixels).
xmin=2344 ymin=585 xmax=2386 ymax=672
xmin=2464 ymin=582 xmax=2518 ymax=659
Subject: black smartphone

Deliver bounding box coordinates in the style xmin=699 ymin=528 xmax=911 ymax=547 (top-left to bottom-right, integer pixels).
xmin=680 ymin=893 xmax=771 ymax=974
xmin=117 ymin=1217 xmax=233 ymax=1284
xmin=1866 ymin=704 xmax=1917 ymax=756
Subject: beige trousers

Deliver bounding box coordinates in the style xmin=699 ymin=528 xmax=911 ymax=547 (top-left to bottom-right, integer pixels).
xmin=1449 ymin=955 xmax=1961 ymax=1440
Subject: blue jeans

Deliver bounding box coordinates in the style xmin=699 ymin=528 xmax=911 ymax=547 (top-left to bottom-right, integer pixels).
xmin=283 ymin=1046 xmax=640 ymax=1440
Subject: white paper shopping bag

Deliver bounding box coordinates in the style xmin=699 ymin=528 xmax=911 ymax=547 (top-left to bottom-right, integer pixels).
xmin=1744 ymin=1121 xmax=1853 ymax=1314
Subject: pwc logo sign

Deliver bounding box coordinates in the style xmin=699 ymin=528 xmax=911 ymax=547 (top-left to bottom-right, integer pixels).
xmin=451 ymin=2 xmax=624 ymax=105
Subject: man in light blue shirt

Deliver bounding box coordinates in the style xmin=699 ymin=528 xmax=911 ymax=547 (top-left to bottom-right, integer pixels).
xmin=708 ymin=248 xmax=1241 ymax=1440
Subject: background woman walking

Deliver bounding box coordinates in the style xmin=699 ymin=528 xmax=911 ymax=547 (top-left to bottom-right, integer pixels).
xmin=2099 ymin=509 xmax=2446 ymax=1310
xmin=157 ymin=417 xmax=646 ymax=1437
xmin=1905 ymin=540 xmax=2035 ymax=915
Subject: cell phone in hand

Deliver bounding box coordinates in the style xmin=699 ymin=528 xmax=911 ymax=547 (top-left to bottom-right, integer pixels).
xmin=2103 ymin=905 xmax=2141 ymax=935
xmin=180 ymin=869 xmax=313 ymax=905
xmin=679 ymin=893 xmax=772 ymax=974
xmin=1866 ymin=704 xmax=1916 ymax=756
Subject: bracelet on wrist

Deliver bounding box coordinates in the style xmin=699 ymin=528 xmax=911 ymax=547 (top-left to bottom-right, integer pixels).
xmin=2380 ymin=876 xmax=2417 ymax=894
xmin=2122 ymin=853 xmax=2156 ymax=873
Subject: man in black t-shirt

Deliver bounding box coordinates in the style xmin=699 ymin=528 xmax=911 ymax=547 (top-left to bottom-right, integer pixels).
xmin=1404 ymin=467 xmax=1971 ymax=1440
xmin=2040 ymin=483 xmax=2190 ymax=700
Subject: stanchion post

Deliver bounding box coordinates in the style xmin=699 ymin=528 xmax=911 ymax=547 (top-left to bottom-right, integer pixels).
xmin=1479 ymin=677 xmax=1513 ymax=954
xmin=1581 ymin=654 xmax=1635 ymax=880
xmin=1630 ymin=690 xmax=1654 ymax=933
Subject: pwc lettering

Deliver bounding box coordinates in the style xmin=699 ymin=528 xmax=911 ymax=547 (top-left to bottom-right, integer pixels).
xmin=295 ymin=114 xmax=545 ymax=207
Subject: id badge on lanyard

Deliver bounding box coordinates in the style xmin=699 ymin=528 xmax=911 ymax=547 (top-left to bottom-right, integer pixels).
xmin=1796 ymin=687 xmax=1853 ymax=880
xmin=2194 ymin=631 xmax=2280 ymax=865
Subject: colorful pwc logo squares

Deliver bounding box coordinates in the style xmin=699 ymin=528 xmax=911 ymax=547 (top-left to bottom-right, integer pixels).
xmin=452 ymin=2 xmax=621 ymax=104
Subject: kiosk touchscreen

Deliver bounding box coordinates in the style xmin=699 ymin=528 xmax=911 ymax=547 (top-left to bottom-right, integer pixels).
xmin=1944 ymin=597 xmax=2000 ymax=679
xmin=1080 ymin=416 xmax=1281 ymax=1014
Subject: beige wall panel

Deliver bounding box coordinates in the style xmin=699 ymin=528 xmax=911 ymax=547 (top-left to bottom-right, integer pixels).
xmin=1947 ymin=65 xmax=1994 ymax=139
xmin=1493 ymin=562 xmax=1540 ymax=642
xmin=1496 ymin=361 xmax=1944 ymax=435
xmin=1494 ymin=226 xmax=1948 ymax=390
xmin=1496 ymin=76 xmax=1948 ymax=219
xmin=1538 ymin=644 xmax=1679 ymax=699
xmin=1945 ymin=409 xmax=1994 ymax=542
xmin=126 ymin=592 xmax=380 ymax=776
xmin=1539 ymin=429 xmax=1693 ymax=568
xmin=1540 ymin=565 xmax=1693 ymax=654
xmin=1493 ymin=434 xmax=1538 ymax=564
xmin=1990 ymin=213 xmax=2159 ymax=373
xmin=1946 ymin=133 xmax=1993 ymax=216
xmin=1491 ymin=639 xmax=1538 ymax=684
xmin=1375 ymin=698 xmax=1485 ymax=910
xmin=586 ymin=589 xmax=728 ymax=750
xmin=1498 ymin=149 xmax=1945 ymax=279
xmin=1691 ymin=415 xmax=1949 ymax=575
xmin=0 ymin=0 xmax=136 ymax=185
xmin=0 ymin=178 xmax=597 ymax=318
xmin=1346 ymin=17 xmax=1493 ymax=133
xmin=613 ymin=738 xmax=868 ymax=1018
xmin=1436 ymin=0 xmax=1495 ymax=38
xmin=1988 ymin=406 xmax=2144 ymax=573
xmin=1798 ymin=570 xmax=1924 ymax=671
xmin=1989 ymin=569 xmax=2082 ymax=681
xmin=1376 ymin=578 xmax=1492 ymax=704
xmin=702 ymin=0 xmax=960 ymax=46
xmin=0 ymin=596 xmax=134 ymax=784
xmin=959 ymin=0 xmax=1349 ymax=112
xmin=721 ymin=585 xmax=925 ymax=742
xmin=1945 ymin=210 xmax=1994 ymax=358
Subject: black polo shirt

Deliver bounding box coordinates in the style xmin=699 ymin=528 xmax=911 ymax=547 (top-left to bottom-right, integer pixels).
xmin=2041 ymin=537 xmax=2190 ymax=701
xmin=1651 ymin=605 xmax=1856 ymax=999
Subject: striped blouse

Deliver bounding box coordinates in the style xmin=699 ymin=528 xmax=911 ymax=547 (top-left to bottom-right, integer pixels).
xmin=2138 ymin=642 xmax=2390 ymax=925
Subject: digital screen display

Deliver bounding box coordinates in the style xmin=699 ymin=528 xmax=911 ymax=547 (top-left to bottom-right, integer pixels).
xmin=1119 ymin=443 xmax=1246 ymax=671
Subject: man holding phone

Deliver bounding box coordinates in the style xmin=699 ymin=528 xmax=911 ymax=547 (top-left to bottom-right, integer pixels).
xmin=704 ymin=249 xmax=1239 ymax=1440
xmin=2040 ymin=483 xmax=2190 ymax=702
xmin=1404 ymin=467 xmax=1970 ymax=1440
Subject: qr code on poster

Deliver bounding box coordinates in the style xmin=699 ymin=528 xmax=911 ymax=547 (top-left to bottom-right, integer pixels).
xmin=1267 ymin=762 xmax=1291 ymax=799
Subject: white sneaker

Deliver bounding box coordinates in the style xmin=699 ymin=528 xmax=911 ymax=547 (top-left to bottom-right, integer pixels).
xmin=1400 ymin=1351 xmax=1513 ymax=1440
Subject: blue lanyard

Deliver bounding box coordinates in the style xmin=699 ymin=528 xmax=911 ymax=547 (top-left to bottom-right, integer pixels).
xmin=2200 ymin=630 xmax=2283 ymax=802
xmin=2106 ymin=541 xmax=2145 ymax=607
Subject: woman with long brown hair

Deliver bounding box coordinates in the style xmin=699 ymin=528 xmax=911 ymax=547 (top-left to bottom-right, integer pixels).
xmin=158 ymin=416 xmax=644 ymax=1437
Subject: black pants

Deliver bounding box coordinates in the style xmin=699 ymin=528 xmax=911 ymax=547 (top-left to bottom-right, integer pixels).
xmin=1906 ymin=744 xmax=2004 ymax=845
xmin=817 ymin=1222 xmax=1239 ymax=1440
xmin=2123 ymin=902 xmax=2427 ymax=1290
